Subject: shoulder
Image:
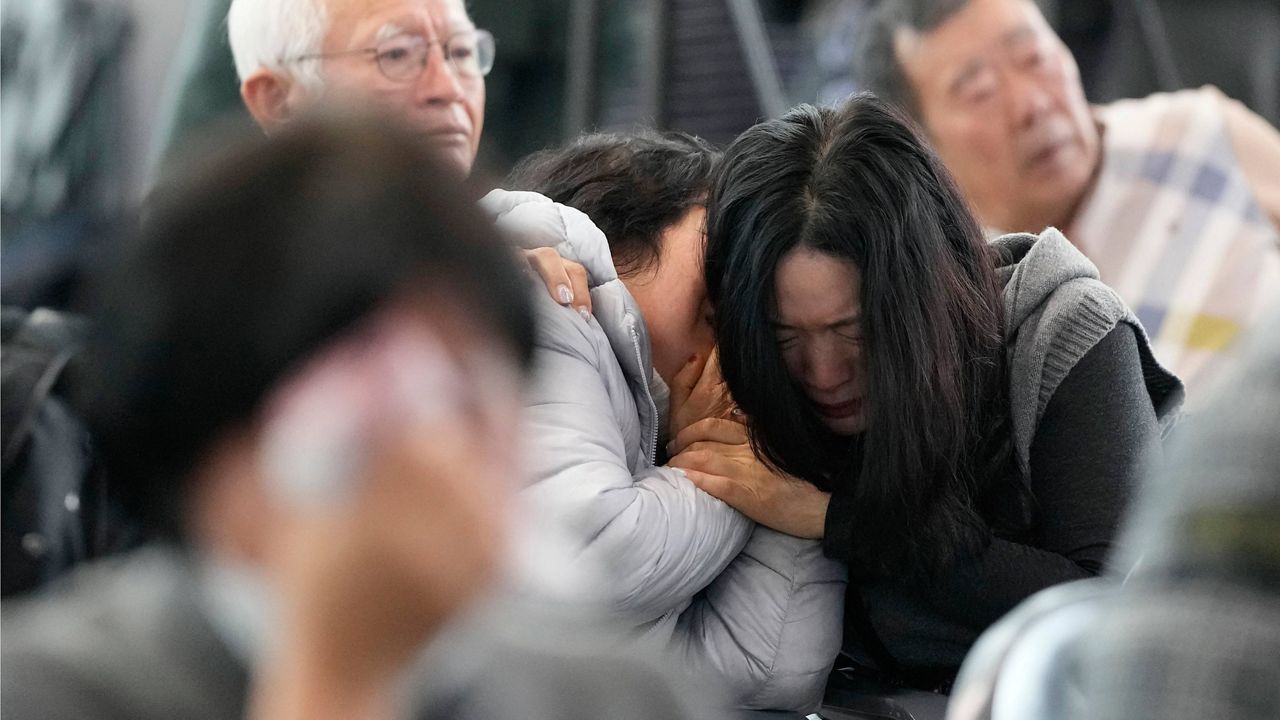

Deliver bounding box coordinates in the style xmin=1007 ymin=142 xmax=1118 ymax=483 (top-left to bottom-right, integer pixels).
xmin=1095 ymin=86 xmax=1239 ymax=159
xmin=2 ymin=550 xmax=244 ymax=720
xmin=1096 ymin=85 xmax=1226 ymax=125
xmin=409 ymin=595 xmax=722 ymax=720
xmin=482 ymin=188 xmax=620 ymax=287
xmin=530 ymin=277 xmax=639 ymax=384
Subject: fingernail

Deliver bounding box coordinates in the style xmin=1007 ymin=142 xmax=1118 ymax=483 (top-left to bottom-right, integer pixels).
xmin=578 ymin=307 xmax=592 ymax=322
xmin=557 ymin=285 xmax=574 ymax=305
xmin=731 ymin=408 xmax=744 ymax=416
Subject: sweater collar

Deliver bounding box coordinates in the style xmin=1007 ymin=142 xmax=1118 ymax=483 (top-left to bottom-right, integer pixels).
xmin=993 ymin=227 xmax=1101 ymax=339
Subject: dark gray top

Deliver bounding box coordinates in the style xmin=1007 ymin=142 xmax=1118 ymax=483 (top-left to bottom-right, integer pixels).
xmin=1 ymin=547 xmax=725 ymax=720
xmin=827 ymin=325 xmax=1160 ymax=673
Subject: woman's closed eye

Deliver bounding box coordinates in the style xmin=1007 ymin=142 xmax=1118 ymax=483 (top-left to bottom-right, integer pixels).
xmin=834 ymin=326 xmax=862 ymax=345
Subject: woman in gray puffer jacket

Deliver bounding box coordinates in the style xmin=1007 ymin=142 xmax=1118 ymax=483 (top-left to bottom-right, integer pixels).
xmin=482 ymin=131 xmax=846 ymax=712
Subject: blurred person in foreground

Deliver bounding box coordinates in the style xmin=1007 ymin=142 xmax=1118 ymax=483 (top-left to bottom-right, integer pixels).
xmin=856 ymin=0 xmax=1280 ymax=394
xmin=226 ymin=0 xmax=594 ymax=319
xmin=0 ymin=113 xmax=713 ymax=720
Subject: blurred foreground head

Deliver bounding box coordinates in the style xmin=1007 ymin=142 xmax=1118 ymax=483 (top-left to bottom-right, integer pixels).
xmin=87 ymin=110 xmax=533 ymax=570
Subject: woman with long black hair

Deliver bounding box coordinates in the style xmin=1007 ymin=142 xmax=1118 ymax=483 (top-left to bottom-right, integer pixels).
xmin=670 ymin=94 xmax=1184 ymax=687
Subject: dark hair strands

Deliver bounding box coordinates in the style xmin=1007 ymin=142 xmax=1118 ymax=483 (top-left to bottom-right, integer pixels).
xmin=706 ymin=94 xmax=1025 ymax=580
xmin=504 ymin=129 xmax=719 ymax=279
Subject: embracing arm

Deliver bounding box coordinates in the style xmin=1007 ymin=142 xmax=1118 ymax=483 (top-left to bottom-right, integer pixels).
xmin=671 ymin=526 xmax=846 ymax=712
xmin=667 ymin=420 xmax=846 ymax=711
xmin=522 ymin=297 xmax=752 ymax=625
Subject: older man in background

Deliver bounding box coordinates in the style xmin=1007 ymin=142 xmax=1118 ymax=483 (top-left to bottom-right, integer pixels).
xmin=226 ymin=0 xmax=592 ymax=315
xmin=857 ymin=0 xmax=1280 ymax=393
xmin=230 ymin=0 xmax=487 ymax=176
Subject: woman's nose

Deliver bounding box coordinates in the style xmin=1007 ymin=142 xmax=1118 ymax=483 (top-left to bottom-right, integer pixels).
xmin=803 ymin=343 xmax=854 ymax=394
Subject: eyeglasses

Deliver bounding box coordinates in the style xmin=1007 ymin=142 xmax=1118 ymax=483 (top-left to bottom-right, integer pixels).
xmin=287 ymin=29 xmax=495 ymax=82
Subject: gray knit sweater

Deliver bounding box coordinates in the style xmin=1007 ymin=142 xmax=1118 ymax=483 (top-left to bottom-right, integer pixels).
xmin=996 ymin=228 xmax=1184 ymax=476
xmin=826 ymin=227 xmax=1184 ymax=676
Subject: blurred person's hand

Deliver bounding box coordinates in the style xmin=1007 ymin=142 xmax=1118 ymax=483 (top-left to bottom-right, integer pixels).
xmin=669 ymin=418 xmax=828 ymax=540
xmin=667 ymin=347 xmax=737 ymax=443
xmin=248 ymin=309 xmax=520 ymax=720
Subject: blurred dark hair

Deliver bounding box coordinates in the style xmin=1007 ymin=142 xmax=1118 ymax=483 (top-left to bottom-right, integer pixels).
xmin=855 ymin=0 xmax=971 ymax=119
xmin=84 ymin=110 xmax=535 ymax=540
xmin=504 ymin=130 xmax=718 ymax=277
xmin=704 ymin=94 xmax=1019 ymax=578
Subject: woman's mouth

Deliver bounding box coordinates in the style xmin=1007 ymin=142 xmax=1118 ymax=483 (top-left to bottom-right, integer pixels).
xmin=815 ymin=398 xmax=862 ymax=419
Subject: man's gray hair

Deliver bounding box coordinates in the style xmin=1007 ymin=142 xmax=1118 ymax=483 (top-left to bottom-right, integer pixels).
xmin=854 ymin=0 xmax=971 ymax=120
xmin=227 ymin=0 xmax=329 ymax=92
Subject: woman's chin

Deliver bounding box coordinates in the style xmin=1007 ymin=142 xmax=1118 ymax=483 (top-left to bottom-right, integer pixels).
xmin=821 ymin=413 xmax=866 ymax=436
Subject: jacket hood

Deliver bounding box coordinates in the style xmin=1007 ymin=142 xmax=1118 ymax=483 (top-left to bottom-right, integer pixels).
xmin=994 ymin=227 xmax=1101 ymax=340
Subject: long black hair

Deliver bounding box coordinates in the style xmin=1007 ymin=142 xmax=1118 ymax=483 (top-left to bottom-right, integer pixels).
xmin=705 ymin=94 xmax=1020 ymax=578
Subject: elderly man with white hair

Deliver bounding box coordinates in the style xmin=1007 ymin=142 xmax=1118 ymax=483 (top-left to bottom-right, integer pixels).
xmin=227 ymin=0 xmax=593 ymax=316
xmin=229 ymin=0 xmax=487 ymax=176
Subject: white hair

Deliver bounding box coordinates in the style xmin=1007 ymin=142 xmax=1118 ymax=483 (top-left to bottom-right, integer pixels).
xmin=227 ymin=0 xmax=329 ymax=92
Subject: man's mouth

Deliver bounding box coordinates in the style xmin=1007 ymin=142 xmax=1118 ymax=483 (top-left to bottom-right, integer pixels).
xmin=1023 ymin=128 xmax=1078 ymax=173
xmin=426 ymin=126 xmax=470 ymax=142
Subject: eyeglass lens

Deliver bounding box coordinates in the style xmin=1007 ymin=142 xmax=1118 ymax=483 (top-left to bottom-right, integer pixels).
xmin=374 ymin=30 xmax=495 ymax=81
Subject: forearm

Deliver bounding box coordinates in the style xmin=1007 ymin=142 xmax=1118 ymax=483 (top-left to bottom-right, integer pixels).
xmin=531 ymin=466 xmax=752 ymax=622
xmin=248 ymin=638 xmax=401 ymax=720
xmin=672 ymin=526 xmax=846 ymax=711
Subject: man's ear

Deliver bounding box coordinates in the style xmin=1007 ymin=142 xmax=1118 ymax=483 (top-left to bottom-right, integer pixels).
xmin=241 ymin=68 xmax=306 ymax=130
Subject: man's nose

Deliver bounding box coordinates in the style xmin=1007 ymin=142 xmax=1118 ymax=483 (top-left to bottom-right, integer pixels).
xmin=414 ymin=45 xmax=466 ymax=105
xmin=1005 ymin=70 xmax=1052 ymax=128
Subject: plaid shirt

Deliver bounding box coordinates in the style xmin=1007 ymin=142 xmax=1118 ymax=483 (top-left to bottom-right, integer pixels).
xmin=1068 ymin=87 xmax=1280 ymax=399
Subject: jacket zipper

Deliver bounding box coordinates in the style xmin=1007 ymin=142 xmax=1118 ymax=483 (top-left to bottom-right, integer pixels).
xmin=627 ymin=315 xmax=659 ymax=466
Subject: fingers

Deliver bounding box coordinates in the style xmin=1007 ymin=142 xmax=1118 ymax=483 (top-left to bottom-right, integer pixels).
xmin=669 ymin=417 xmax=749 ymax=456
xmin=680 ymin=468 xmax=740 ymax=507
xmin=525 ymin=248 xmax=592 ymax=318
xmin=691 ymin=347 xmax=732 ymax=411
xmin=564 ymin=260 xmax=592 ymax=314
xmin=669 ymin=443 xmax=742 ymax=480
xmin=692 ymin=347 xmax=723 ymax=397
xmin=669 ymin=352 xmax=708 ymax=411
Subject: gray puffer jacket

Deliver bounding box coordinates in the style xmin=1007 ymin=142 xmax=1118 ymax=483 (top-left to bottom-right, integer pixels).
xmin=484 ymin=190 xmax=846 ymax=711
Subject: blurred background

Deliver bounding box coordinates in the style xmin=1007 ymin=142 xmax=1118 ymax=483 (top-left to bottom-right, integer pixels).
xmin=2 ymin=0 xmax=1278 ymax=307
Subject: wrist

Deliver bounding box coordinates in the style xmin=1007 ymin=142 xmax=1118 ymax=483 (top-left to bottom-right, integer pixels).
xmin=802 ymin=490 xmax=831 ymax=540
xmin=250 ymin=652 xmax=394 ymax=720
xmin=820 ymin=489 xmax=854 ymax=561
